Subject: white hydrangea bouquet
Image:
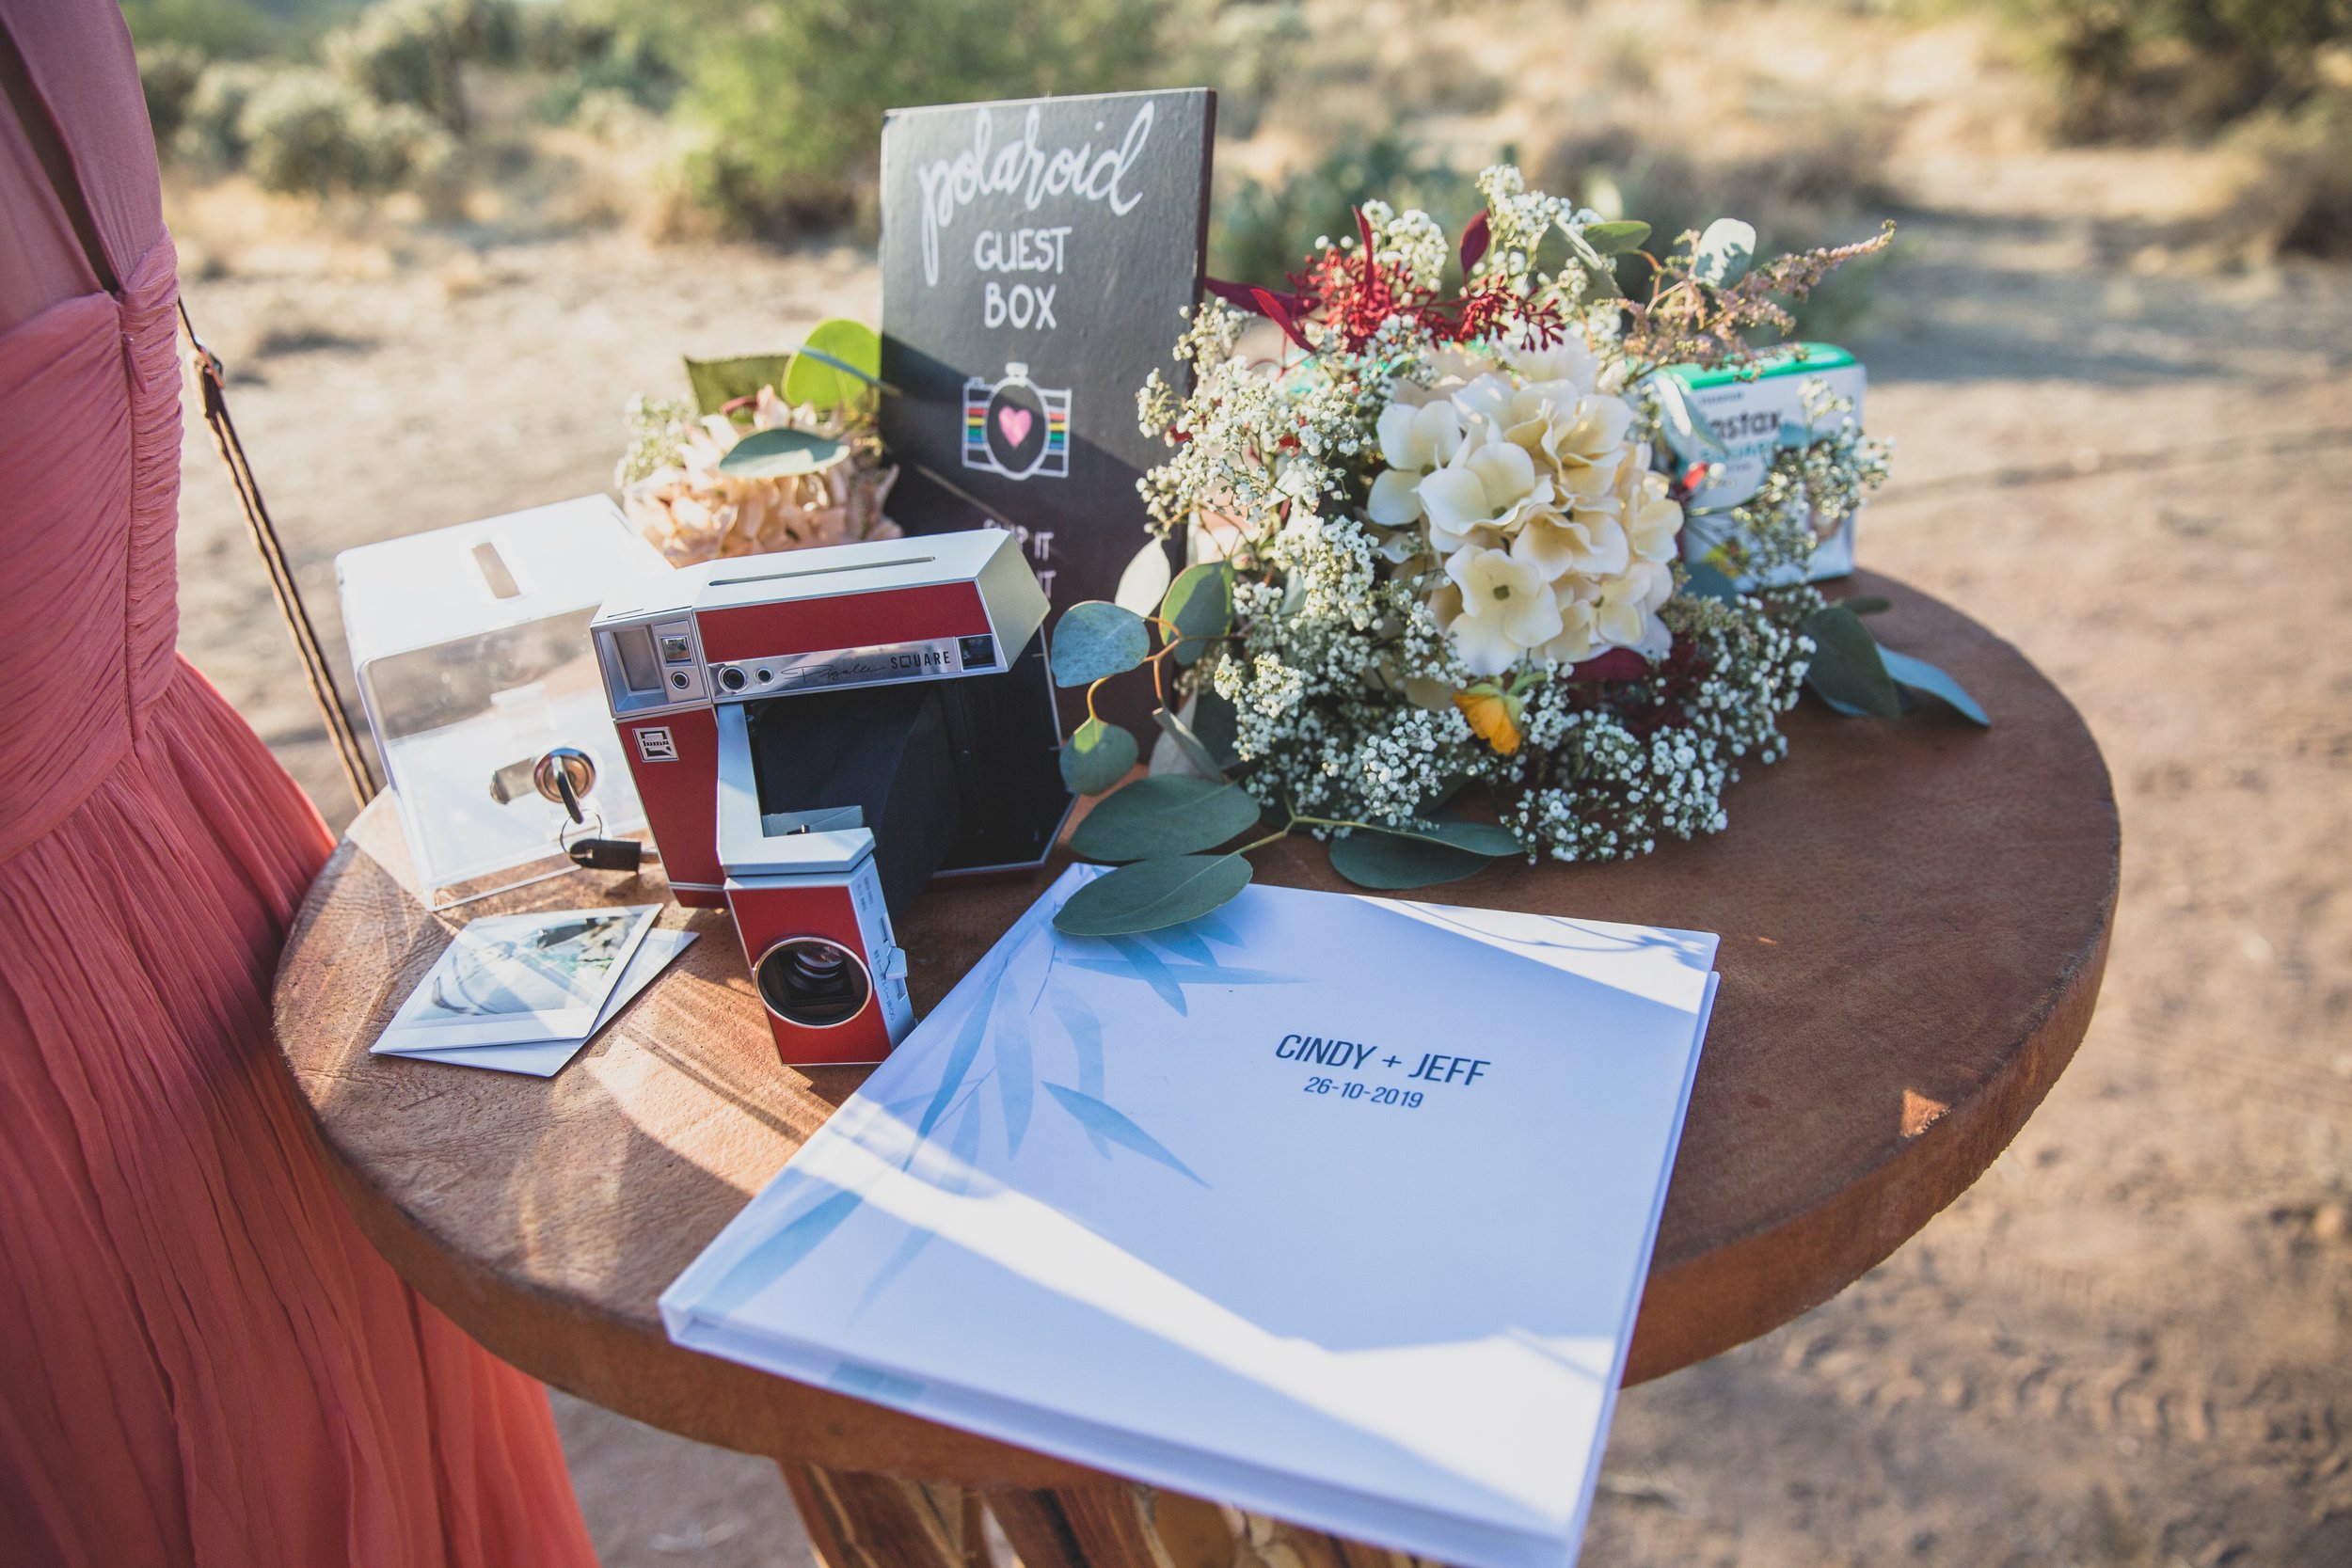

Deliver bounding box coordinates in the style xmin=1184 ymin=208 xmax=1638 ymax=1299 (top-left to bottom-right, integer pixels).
xmin=1038 ymin=167 xmax=1975 ymax=937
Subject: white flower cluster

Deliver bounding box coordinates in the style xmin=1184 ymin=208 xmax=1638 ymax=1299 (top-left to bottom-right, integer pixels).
xmin=1471 ymin=165 xmax=1607 ymax=314
xmin=1366 ymin=338 xmax=1685 ymax=674
xmin=1714 ymin=379 xmax=1892 ymax=581
xmin=1508 ymin=594 xmax=1814 ymax=861
xmin=1357 ymin=198 xmax=1450 ymax=292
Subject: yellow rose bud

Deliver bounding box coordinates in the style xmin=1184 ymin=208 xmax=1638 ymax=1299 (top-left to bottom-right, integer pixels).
xmin=1454 ymin=686 xmax=1523 ymax=755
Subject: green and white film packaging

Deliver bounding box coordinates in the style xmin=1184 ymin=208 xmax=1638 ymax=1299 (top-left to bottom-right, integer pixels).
xmin=1661 ymin=343 xmax=1866 ymax=587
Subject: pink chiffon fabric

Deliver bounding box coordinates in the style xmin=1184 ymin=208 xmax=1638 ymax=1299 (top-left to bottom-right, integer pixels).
xmin=0 ymin=6 xmax=600 ymax=1565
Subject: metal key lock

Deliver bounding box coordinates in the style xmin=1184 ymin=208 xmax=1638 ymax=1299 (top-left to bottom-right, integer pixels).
xmin=475 ymin=748 xmax=655 ymax=895
xmin=532 ymin=745 xmax=599 ymax=822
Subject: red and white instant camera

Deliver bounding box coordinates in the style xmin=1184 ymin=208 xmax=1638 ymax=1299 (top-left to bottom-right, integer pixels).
xmin=592 ymin=530 xmax=1070 ymax=1067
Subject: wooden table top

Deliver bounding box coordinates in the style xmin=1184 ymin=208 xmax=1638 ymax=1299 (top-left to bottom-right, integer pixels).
xmin=273 ymin=570 xmax=2116 ymax=1490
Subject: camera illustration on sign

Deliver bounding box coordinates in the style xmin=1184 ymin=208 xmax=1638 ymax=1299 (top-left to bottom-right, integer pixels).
xmin=962 ymin=362 xmax=1071 ymax=481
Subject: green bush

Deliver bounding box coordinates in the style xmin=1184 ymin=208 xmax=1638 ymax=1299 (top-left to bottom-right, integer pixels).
xmin=1209 ymin=137 xmax=1478 ymax=286
xmin=325 ymin=0 xmax=520 ymax=135
xmin=119 ymin=0 xmax=304 ymax=60
xmin=136 ymin=40 xmax=208 ymax=147
xmin=236 ymin=67 xmax=453 ymax=198
xmin=2022 ymin=0 xmax=2352 ymax=140
xmin=2233 ymin=90 xmax=2352 ymax=258
xmin=521 ymin=1 xmax=685 ymax=123
xmin=660 ymin=0 xmax=1181 ymax=236
xmin=1539 ymin=120 xmax=1897 ymax=341
xmin=176 ymin=58 xmax=278 ymax=167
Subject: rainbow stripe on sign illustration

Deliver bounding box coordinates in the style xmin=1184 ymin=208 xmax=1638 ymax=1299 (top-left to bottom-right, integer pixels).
xmin=962 ymin=362 xmax=1071 ymax=482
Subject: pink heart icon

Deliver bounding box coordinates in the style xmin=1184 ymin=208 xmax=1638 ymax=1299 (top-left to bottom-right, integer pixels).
xmin=996 ymin=406 xmax=1034 ymax=447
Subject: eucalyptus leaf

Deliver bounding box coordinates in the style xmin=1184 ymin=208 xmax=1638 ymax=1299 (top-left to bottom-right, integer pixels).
xmin=782 ymin=318 xmax=882 ymax=412
xmin=1049 ymin=601 xmax=1151 ymax=687
xmin=1152 ymin=705 xmax=1226 ymax=781
xmin=1561 ymin=224 xmax=1609 ymax=274
xmin=1840 ymin=595 xmax=1892 ymax=615
xmin=1878 ymin=647 xmax=1991 ymax=726
xmin=1379 ymin=819 xmax=1516 ymax=856
xmin=1683 ymin=557 xmax=1741 ymax=604
xmin=1692 ymin=218 xmax=1756 ymax=289
xmin=1189 ymin=687 xmax=1241 ymax=770
xmin=1646 ymin=373 xmax=1731 ymax=467
xmin=1328 ymin=830 xmax=1493 ymax=890
xmin=1059 ymin=716 xmax=1139 ymax=795
xmin=1114 ymin=538 xmax=1174 ymax=616
xmin=718 ymin=427 xmax=849 ymax=480
xmin=1053 ymin=854 xmax=1254 ymax=936
xmin=1584 ymin=219 xmax=1652 ymax=256
xmin=1581 ymin=259 xmax=1624 ymax=301
xmin=1327 ymin=818 xmax=1519 ymax=891
xmin=1071 ymin=776 xmax=1263 ymax=862
xmin=1160 ymin=562 xmax=1233 ymax=667
xmin=1803 ymin=604 xmax=1902 ymax=719
xmin=684 ymin=353 xmax=794 ymax=418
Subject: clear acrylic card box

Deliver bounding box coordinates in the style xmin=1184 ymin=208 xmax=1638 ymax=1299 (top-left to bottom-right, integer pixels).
xmin=337 ymin=496 xmax=670 ymax=898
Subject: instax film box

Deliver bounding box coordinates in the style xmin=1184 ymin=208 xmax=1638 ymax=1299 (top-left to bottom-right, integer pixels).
xmin=1669 ymin=344 xmax=1866 ymax=588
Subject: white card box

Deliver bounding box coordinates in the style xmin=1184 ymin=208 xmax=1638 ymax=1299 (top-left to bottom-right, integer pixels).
xmin=337 ymin=497 xmax=669 ymax=894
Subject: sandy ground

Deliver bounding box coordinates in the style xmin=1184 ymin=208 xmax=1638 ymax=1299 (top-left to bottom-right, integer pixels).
xmin=167 ymin=73 xmax=2352 ymax=1568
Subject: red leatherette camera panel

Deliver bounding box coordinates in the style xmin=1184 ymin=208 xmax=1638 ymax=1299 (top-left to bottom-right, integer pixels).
xmin=726 ymin=880 xmax=895 ymax=1066
xmin=618 ymin=708 xmax=723 ymax=904
xmin=696 ymin=582 xmax=992 ymax=662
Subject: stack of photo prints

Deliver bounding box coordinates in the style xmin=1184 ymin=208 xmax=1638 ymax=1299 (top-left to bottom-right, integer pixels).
xmin=373 ymin=905 xmax=693 ymax=1076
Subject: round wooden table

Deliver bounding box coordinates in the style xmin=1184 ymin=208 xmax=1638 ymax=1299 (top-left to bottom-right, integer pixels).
xmin=274 ymin=572 xmax=2116 ymax=1568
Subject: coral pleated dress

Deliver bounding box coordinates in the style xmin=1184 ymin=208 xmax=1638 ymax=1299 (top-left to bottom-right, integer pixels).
xmin=0 ymin=7 xmax=600 ymax=1565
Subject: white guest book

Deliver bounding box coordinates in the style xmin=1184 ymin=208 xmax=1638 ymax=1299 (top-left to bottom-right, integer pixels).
xmin=661 ymin=866 xmax=1721 ymax=1568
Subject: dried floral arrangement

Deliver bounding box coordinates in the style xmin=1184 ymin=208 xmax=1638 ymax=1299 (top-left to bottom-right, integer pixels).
xmin=616 ymin=319 xmax=899 ymax=565
xmin=1046 ymin=166 xmax=1982 ymax=937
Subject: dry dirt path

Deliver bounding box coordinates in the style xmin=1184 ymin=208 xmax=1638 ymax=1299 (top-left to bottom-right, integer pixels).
xmin=173 ymin=173 xmax=2352 ymax=1565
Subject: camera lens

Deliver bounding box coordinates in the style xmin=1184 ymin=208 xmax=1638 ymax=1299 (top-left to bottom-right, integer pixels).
xmin=755 ymin=938 xmax=871 ymax=1027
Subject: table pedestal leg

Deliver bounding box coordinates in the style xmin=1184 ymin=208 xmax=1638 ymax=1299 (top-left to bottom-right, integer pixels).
xmin=782 ymin=1465 xmax=1442 ymax=1568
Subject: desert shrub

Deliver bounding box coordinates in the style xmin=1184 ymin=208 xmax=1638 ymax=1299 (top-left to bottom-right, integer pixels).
xmin=2020 ymin=0 xmax=2352 ymax=140
xmin=1210 ymin=136 xmax=1478 ymax=285
xmin=236 ymin=67 xmax=454 ymax=198
xmin=1539 ymin=120 xmax=1898 ymax=341
xmin=176 ymin=59 xmax=279 ymax=167
xmin=119 ymin=0 xmax=303 ymax=60
xmin=658 ymin=0 xmax=1182 ymax=236
xmin=1180 ymin=1 xmax=1309 ymax=140
xmin=137 ymin=41 xmax=208 ymax=147
xmin=2231 ymin=91 xmax=2352 ymax=258
xmin=521 ymin=2 xmax=686 ymax=123
xmin=325 ymin=0 xmax=521 ymax=135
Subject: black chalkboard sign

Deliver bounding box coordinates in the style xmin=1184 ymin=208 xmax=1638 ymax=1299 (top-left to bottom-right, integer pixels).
xmin=878 ymin=89 xmax=1215 ymax=732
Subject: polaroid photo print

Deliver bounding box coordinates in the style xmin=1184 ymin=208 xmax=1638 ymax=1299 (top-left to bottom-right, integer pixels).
xmin=375 ymin=904 xmax=661 ymax=1051
xmin=373 ymin=927 xmax=697 ymax=1075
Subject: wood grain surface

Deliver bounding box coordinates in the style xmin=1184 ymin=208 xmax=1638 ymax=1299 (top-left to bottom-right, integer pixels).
xmin=271 ymin=570 xmax=2116 ymax=1490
